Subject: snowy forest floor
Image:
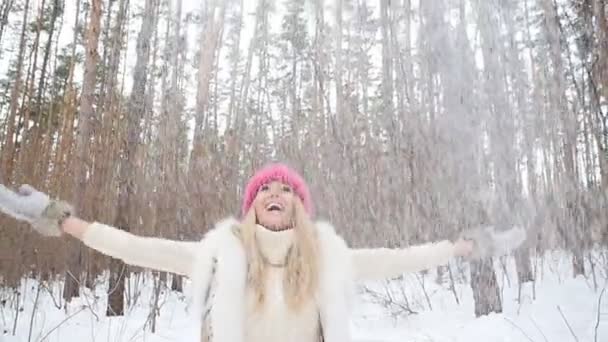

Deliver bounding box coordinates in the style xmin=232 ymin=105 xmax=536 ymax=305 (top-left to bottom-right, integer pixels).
xmin=1 ymin=250 xmax=607 ymax=342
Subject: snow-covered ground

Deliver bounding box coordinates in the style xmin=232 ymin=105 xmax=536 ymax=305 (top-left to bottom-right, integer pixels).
xmin=1 ymin=250 xmax=607 ymax=342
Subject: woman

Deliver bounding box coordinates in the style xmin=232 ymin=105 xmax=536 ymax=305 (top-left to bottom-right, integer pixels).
xmin=0 ymin=163 xmax=485 ymax=342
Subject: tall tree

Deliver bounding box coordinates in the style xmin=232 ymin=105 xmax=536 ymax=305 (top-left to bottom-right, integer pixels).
xmin=63 ymin=0 xmax=102 ymax=303
xmin=334 ymin=0 xmax=343 ymax=118
xmin=0 ymin=0 xmax=15 ymax=53
xmin=226 ymin=0 xmax=243 ymax=129
xmin=1 ymin=0 xmax=30 ymax=184
xmin=540 ymin=0 xmax=585 ymax=275
xmin=14 ymin=0 xmax=46 ymax=183
xmin=502 ymin=0 xmax=535 ymax=284
xmin=189 ymin=0 xmax=226 ymax=172
xmin=33 ymin=0 xmax=63 ymax=184
xmin=187 ymin=0 xmax=227 ymax=233
xmin=108 ymin=0 xmax=159 ymax=316
xmin=379 ymin=0 xmax=394 ymax=123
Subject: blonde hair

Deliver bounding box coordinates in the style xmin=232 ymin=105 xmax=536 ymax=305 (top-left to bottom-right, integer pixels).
xmin=235 ymin=198 xmax=319 ymax=311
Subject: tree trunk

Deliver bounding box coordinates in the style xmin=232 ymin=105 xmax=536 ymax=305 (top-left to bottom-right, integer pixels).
xmin=93 ymin=0 xmax=128 ymax=221
xmin=31 ymin=0 xmax=61 ymax=184
xmin=1 ymin=0 xmax=30 ymax=183
xmin=187 ymin=0 xmax=226 ymax=231
xmin=97 ymin=0 xmax=117 ymax=107
xmin=0 ymin=0 xmax=15 ymax=51
xmin=36 ymin=0 xmax=60 ymax=117
xmin=171 ymin=275 xmax=183 ymax=292
xmin=234 ymin=0 xmax=266 ymax=133
xmin=595 ymin=0 xmax=607 ymax=107
xmin=379 ymin=0 xmax=393 ymax=122
xmin=189 ymin=0 xmax=225 ymax=171
xmin=226 ymin=0 xmax=243 ymax=126
xmin=156 ymin=0 xmax=179 ymax=293
xmin=15 ymin=0 xmax=45 ymax=184
xmin=470 ymin=259 xmax=503 ymax=316
xmin=108 ymin=0 xmax=158 ymax=316
xmin=454 ymin=1 xmax=505 ymax=316
xmin=88 ymin=0 xmax=127 ymax=293
xmin=573 ymin=252 xmax=585 ymax=277
xmin=502 ymin=0 xmax=536 ymax=284
xmin=543 ymin=0 xmax=590 ymax=263
xmin=51 ymin=0 xmax=80 ymax=196
xmin=540 ymin=0 xmax=577 ymax=187
xmin=334 ymin=0 xmax=343 ymax=118
xmin=515 ymin=247 xmax=534 ymax=283
xmin=63 ymin=0 xmax=102 ymax=303
xmin=592 ymin=0 xmax=608 ymax=188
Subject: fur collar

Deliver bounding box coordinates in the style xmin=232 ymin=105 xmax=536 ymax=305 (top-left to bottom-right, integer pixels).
xmin=189 ymin=217 xmax=354 ymax=342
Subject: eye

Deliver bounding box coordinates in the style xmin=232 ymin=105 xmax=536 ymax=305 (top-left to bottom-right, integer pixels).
xmin=259 ymin=184 xmax=270 ymax=192
xmin=282 ymin=185 xmax=292 ymax=193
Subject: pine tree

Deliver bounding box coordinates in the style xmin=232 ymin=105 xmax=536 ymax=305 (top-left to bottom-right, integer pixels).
xmin=109 ymin=0 xmax=159 ymax=316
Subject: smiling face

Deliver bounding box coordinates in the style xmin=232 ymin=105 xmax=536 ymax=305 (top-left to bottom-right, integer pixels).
xmin=253 ymin=180 xmax=296 ymax=231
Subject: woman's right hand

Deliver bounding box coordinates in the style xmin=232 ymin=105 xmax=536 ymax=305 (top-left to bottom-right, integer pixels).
xmin=0 ymin=183 xmax=73 ymax=236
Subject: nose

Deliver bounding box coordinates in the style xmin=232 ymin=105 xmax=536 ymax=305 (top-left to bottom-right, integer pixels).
xmin=269 ymin=184 xmax=281 ymax=196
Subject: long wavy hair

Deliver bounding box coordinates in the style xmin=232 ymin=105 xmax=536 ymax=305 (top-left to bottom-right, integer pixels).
xmin=234 ymin=198 xmax=319 ymax=311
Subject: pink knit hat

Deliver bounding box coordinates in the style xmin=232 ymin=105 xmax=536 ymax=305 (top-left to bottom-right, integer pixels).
xmin=241 ymin=163 xmax=313 ymax=217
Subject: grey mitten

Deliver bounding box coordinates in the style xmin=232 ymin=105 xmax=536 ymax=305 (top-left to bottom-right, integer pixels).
xmin=461 ymin=226 xmax=496 ymax=260
xmin=461 ymin=225 xmax=527 ymax=260
xmin=0 ymin=184 xmax=73 ymax=236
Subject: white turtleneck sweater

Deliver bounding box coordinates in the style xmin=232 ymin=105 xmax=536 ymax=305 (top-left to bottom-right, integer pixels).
xmin=244 ymin=225 xmax=320 ymax=342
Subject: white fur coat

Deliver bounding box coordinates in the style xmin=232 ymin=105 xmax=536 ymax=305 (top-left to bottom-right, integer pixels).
xmin=188 ymin=218 xmax=355 ymax=342
xmin=82 ymin=218 xmax=457 ymax=342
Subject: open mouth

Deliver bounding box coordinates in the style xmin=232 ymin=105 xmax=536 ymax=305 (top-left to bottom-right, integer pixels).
xmin=265 ymin=202 xmax=284 ymax=212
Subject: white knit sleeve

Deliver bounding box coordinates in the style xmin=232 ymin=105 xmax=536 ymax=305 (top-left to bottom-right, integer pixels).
xmin=82 ymin=222 xmax=199 ymax=277
xmin=351 ymin=240 xmax=456 ymax=281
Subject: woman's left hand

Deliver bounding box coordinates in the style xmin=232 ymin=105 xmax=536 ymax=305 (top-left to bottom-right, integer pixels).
xmin=456 ymin=226 xmax=527 ymax=260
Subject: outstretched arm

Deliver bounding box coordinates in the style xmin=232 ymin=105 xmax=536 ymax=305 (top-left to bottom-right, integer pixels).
xmin=352 ymin=239 xmax=473 ymax=281
xmin=62 ymin=217 xmax=198 ymax=277
xmin=0 ymin=184 xmax=199 ymax=277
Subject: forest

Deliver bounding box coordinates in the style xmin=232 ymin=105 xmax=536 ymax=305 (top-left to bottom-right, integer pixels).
xmin=0 ymin=0 xmax=606 ymax=328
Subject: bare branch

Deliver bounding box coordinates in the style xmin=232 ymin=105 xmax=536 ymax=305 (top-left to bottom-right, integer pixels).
xmin=595 ymin=286 xmax=607 ymax=342
xmin=557 ymin=305 xmax=580 ymax=342
xmin=503 ymin=317 xmax=537 ymax=342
